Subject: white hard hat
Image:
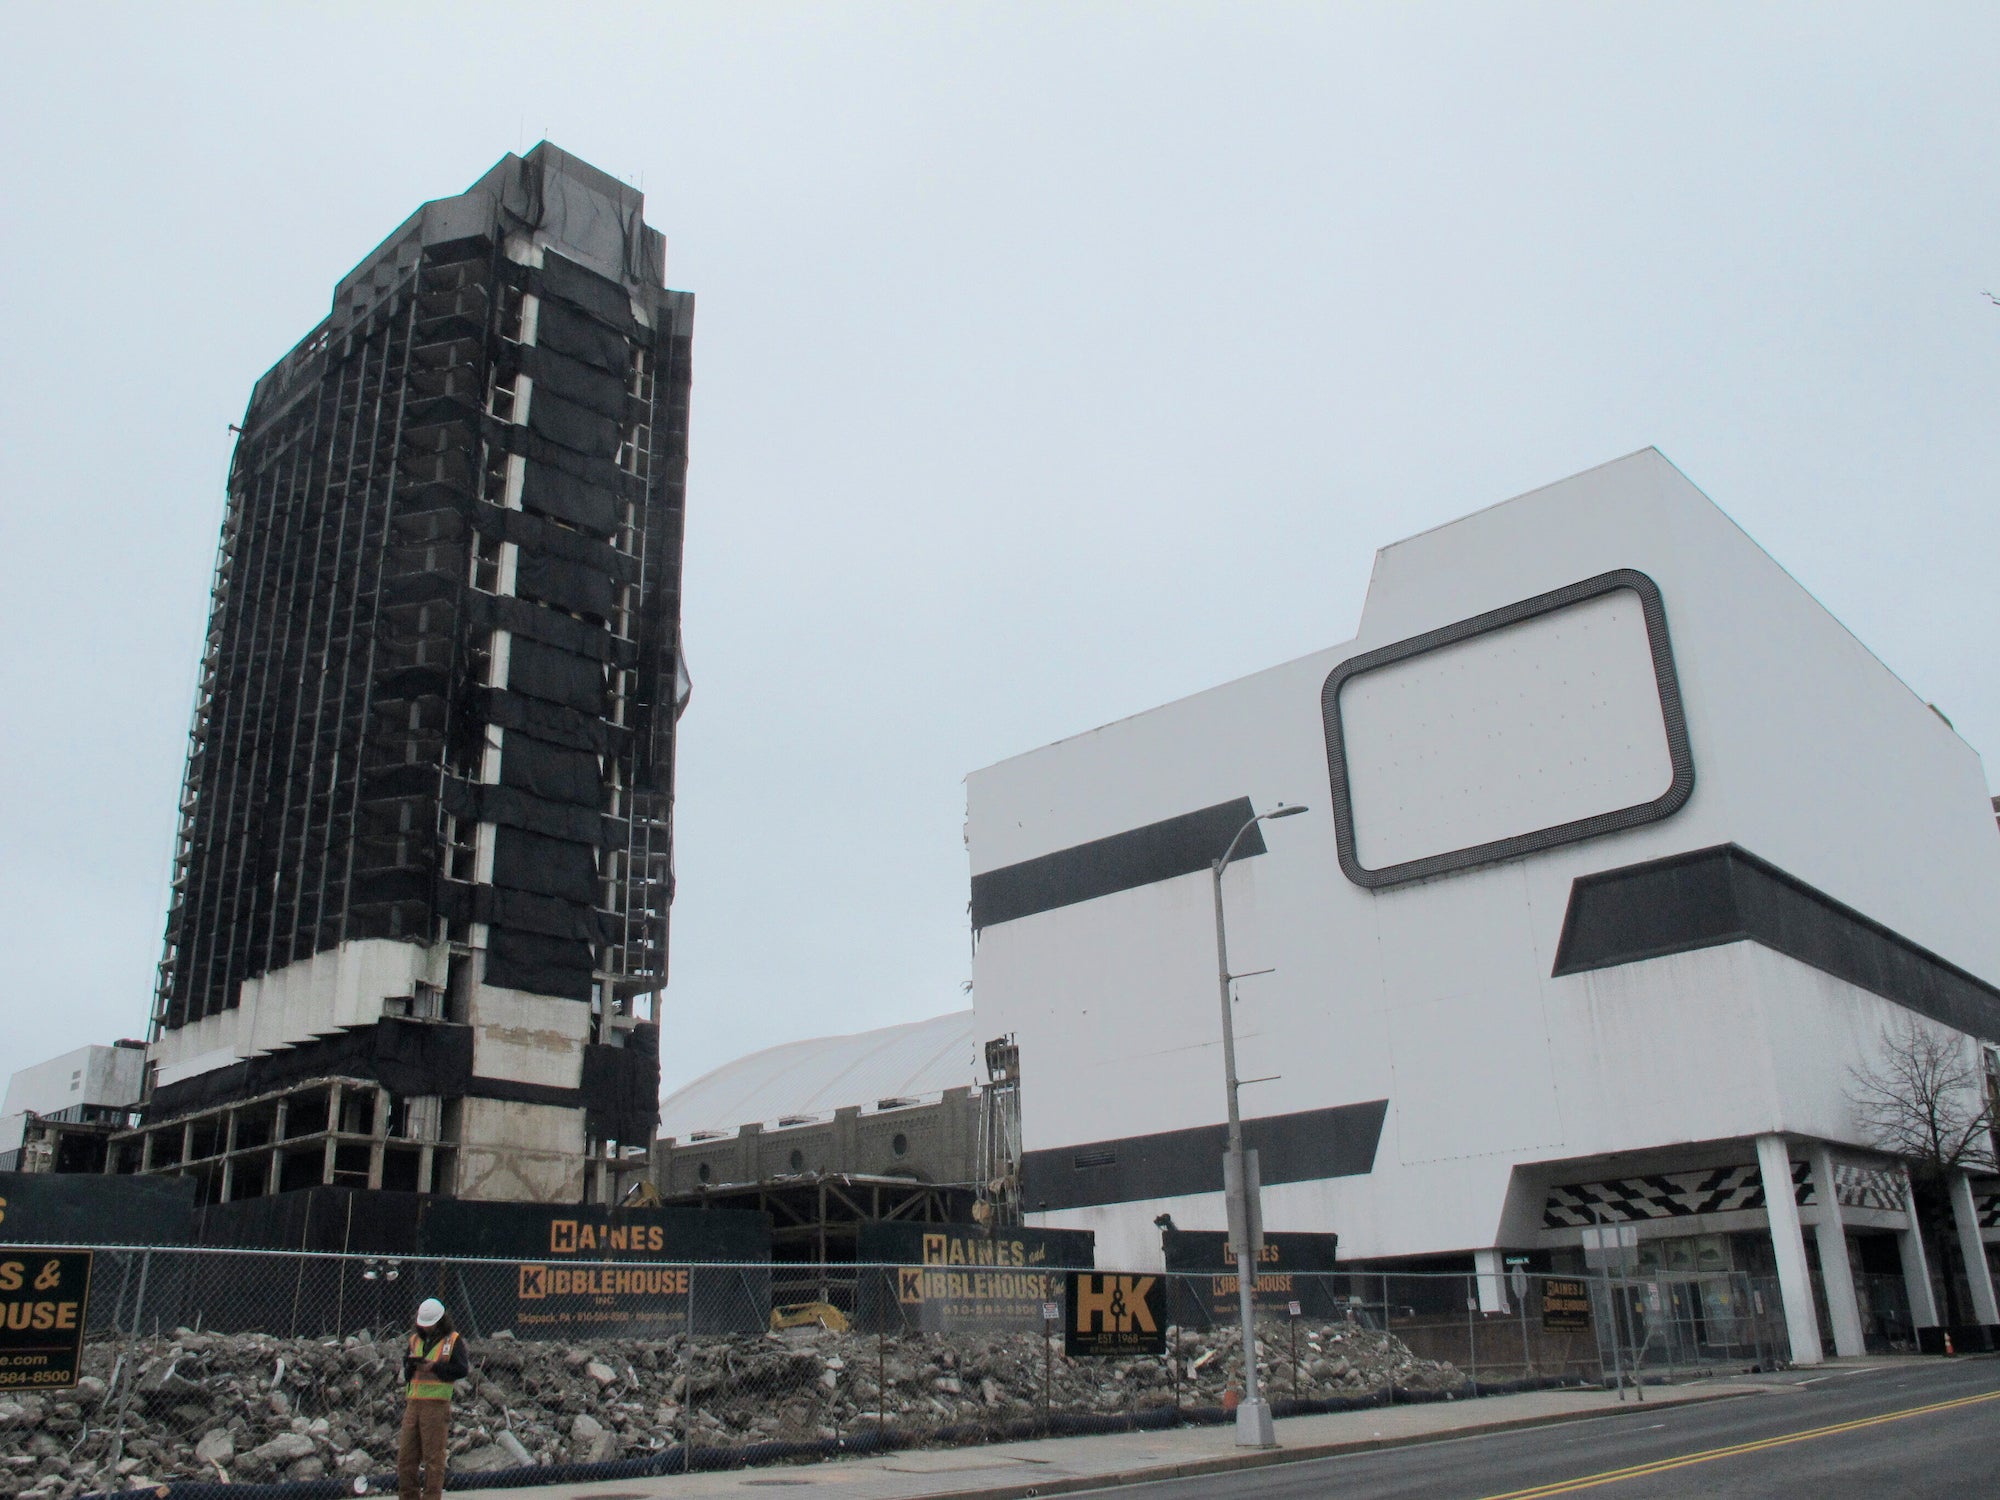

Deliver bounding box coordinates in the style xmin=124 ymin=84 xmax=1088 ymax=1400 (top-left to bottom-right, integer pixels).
xmin=416 ymin=1298 xmax=446 ymax=1328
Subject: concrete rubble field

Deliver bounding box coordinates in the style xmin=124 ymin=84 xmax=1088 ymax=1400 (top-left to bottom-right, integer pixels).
xmin=0 ymin=1321 xmax=1466 ymax=1497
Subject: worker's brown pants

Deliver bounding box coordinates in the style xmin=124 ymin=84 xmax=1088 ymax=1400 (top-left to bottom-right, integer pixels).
xmin=397 ymin=1398 xmax=451 ymax=1500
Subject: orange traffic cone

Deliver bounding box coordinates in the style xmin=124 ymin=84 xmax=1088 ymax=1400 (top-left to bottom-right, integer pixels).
xmin=1221 ymin=1388 xmax=1241 ymax=1413
xmin=1944 ymin=1331 xmax=1955 ymax=1356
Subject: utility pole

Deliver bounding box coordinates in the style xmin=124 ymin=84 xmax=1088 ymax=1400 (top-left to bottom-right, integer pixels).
xmin=1211 ymin=802 xmax=1306 ymax=1448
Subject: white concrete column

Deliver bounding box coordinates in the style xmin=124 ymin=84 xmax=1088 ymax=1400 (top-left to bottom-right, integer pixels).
xmin=1807 ymin=1145 xmax=1866 ymax=1357
xmin=321 ymin=1083 xmax=342 ymax=1186
xmin=1757 ymin=1134 xmax=1824 ymax=1365
xmin=1897 ymin=1165 xmax=1940 ymax=1328
xmin=1474 ymin=1249 xmax=1510 ymax=1313
xmin=1948 ymin=1173 xmax=2000 ymax=1326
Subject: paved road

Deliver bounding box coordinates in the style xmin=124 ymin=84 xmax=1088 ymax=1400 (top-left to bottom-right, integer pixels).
xmin=1099 ymin=1360 xmax=2000 ymax=1499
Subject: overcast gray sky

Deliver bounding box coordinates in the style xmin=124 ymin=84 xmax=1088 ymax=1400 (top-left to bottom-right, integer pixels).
xmin=2 ymin=4 xmax=1995 ymax=1098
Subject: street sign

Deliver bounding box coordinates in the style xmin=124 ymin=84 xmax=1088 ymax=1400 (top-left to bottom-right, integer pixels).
xmin=0 ymin=1249 xmax=93 ymax=1391
xmin=1064 ymin=1272 xmax=1165 ymax=1357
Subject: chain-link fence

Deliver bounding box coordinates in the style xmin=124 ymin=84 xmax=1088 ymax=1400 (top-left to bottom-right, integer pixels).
xmin=0 ymin=1247 xmax=1793 ymax=1498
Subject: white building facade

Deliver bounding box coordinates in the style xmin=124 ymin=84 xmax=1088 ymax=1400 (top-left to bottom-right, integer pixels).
xmin=965 ymin=449 xmax=2000 ymax=1363
xmin=0 ymin=1044 xmax=146 ymax=1172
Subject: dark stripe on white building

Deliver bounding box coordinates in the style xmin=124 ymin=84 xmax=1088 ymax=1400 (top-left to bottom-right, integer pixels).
xmin=1552 ymin=844 xmax=2000 ymax=1041
xmin=970 ymin=797 xmax=1265 ymax=930
xmin=1021 ymin=1099 xmax=1388 ymax=1211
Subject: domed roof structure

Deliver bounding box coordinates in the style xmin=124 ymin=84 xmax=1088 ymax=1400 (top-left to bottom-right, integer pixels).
xmin=657 ymin=1011 xmax=980 ymax=1141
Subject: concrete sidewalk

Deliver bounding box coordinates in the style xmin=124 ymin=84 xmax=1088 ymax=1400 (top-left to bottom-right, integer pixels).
xmin=494 ymin=1381 xmax=1765 ymax=1500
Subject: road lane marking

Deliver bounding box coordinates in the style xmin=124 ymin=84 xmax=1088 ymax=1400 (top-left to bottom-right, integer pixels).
xmin=1473 ymin=1388 xmax=2000 ymax=1498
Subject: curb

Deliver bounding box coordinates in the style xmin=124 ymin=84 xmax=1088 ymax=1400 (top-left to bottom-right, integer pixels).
xmin=82 ymin=1387 xmax=1760 ymax=1500
xmin=890 ymin=1389 xmax=1758 ymax=1500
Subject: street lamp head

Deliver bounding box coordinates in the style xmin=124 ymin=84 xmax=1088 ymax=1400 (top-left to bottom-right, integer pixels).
xmin=1263 ymin=804 xmax=1308 ymax=820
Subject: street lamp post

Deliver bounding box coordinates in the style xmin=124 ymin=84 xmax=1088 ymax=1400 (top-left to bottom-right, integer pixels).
xmin=1212 ymin=802 xmax=1306 ymax=1449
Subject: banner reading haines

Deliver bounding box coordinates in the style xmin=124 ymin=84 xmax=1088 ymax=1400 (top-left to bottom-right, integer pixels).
xmin=857 ymin=1222 xmax=1095 ymax=1333
xmin=1161 ymin=1229 xmax=1342 ymax=1325
xmin=418 ymin=1200 xmax=773 ymax=1336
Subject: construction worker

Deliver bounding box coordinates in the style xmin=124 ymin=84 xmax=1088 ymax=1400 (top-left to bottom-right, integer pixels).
xmin=398 ymin=1297 xmax=470 ymax=1500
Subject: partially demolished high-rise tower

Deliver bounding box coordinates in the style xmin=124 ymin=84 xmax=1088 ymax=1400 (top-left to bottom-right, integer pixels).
xmin=118 ymin=145 xmax=691 ymax=1205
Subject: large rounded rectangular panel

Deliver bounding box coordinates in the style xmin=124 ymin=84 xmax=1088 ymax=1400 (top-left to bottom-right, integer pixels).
xmin=1322 ymin=569 xmax=1693 ymax=888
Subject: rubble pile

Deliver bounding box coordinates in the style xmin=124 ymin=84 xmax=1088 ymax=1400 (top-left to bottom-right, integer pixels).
xmin=0 ymin=1322 xmax=1459 ymax=1498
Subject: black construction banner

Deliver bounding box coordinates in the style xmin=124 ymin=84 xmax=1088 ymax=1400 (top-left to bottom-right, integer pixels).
xmin=0 ymin=1173 xmax=195 ymax=1246
xmin=418 ymin=1201 xmax=772 ymax=1336
xmin=0 ymin=1250 xmax=92 ymax=1391
xmin=1161 ymin=1229 xmax=1342 ymax=1325
xmin=856 ymin=1222 xmax=1094 ymax=1333
xmin=1064 ymin=1271 xmax=1165 ymax=1357
xmin=1542 ymin=1278 xmax=1593 ymax=1331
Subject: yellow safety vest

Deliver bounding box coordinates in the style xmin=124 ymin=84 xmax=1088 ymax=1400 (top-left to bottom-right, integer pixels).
xmin=406 ymin=1332 xmax=458 ymax=1401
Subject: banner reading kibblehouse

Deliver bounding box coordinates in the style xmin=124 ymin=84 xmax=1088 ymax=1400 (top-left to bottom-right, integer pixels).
xmin=1542 ymin=1278 xmax=1593 ymax=1331
xmin=1064 ymin=1271 xmax=1165 ymax=1357
xmin=418 ymin=1201 xmax=771 ymax=1335
xmin=856 ymin=1222 xmax=1093 ymax=1333
xmin=0 ymin=1250 xmax=92 ymax=1391
xmin=1160 ymin=1229 xmax=1341 ymax=1326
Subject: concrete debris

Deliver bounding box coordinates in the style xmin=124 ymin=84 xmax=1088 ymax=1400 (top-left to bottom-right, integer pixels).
xmin=0 ymin=1322 xmax=1458 ymax=1496
xmin=190 ymin=1431 xmax=232 ymax=1466
xmin=495 ymin=1430 xmax=533 ymax=1468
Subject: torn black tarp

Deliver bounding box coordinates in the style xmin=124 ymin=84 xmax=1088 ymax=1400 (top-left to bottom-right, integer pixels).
xmin=522 ymin=343 xmax=629 ymax=418
xmin=471 ymin=686 xmax=623 ymax=755
xmin=487 ymin=415 xmax=627 ymax=488
xmin=491 ymin=825 xmax=599 ymax=903
xmin=507 ymin=637 xmax=606 ymax=713
xmin=582 ymin=1027 xmax=661 ymax=1143
xmin=539 ymin=252 xmax=640 ymax=334
xmin=466 ymin=496 xmax=638 ymax=582
xmin=528 ymin=384 xmax=622 ymax=459
xmin=500 ymin=731 xmax=603 ymax=806
xmin=516 ymin=549 xmax=618 ymax=621
xmin=519 ymin=456 xmax=620 ymax=535
xmin=440 ymin=881 xmax=609 ymax=942
xmin=535 ymin=299 xmax=630 ymax=372
xmin=485 ymin=926 xmax=594 ymax=1001
xmin=466 ymin=592 xmax=627 ymax=663
xmin=442 ymin=777 xmax=611 ymax=846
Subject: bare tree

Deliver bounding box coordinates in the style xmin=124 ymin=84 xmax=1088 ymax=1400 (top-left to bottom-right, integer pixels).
xmin=1850 ymin=1017 xmax=1995 ymax=1327
xmin=1849 ymin=1016 xmax=1995 ymax=1187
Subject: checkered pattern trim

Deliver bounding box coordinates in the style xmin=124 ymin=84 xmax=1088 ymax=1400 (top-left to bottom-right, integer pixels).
xmin=1832 ymin=1162 xmax=1908 ymax=1214
xmin=1976 ymin=1192 xmax=2000 ymax=1229
xmin=1542 ymin=1160 xmax=1808 ymax=1228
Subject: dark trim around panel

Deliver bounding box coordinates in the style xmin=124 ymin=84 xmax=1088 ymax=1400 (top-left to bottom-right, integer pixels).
xmin=1552 ymin=843 xmax=2000 ymax=1042
xmin=1020 ymin=1099 xmax=1389 ymax=1212
xmin=970 ymin=797 xmax=1265 ymax=930
xmin=1320 ymin=569 xmax=1695 ymax=889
